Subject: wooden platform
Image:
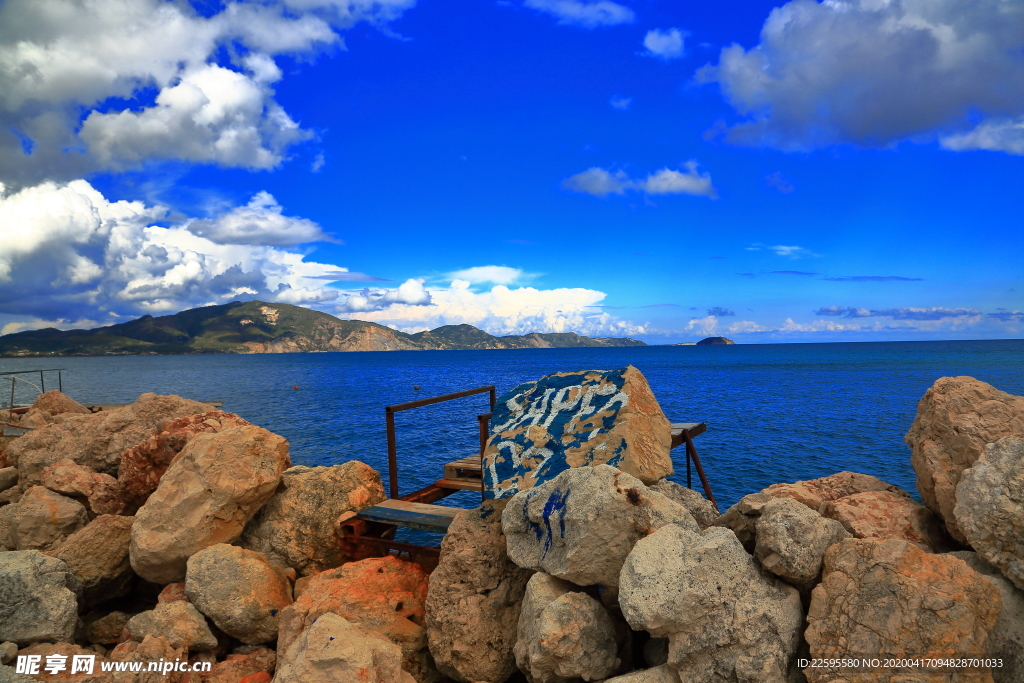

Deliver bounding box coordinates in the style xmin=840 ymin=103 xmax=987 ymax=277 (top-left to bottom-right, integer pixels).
xmin=670 ymin=422 xmax=705 ymax=449
xmin=355 ymin=499 xmax=463 ymax=533
xmin=440 ymin=455 xmax=483 ymax=490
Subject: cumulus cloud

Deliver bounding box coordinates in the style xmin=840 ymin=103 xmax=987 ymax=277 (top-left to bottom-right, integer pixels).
xmin=523 ymin=0 xmax=635 ymax=28
xmin=333 ymin=279 xmax=433 ymax=312
xmin=347 ymin=279 xmax=646 ymax=336
xmin=563 ymin=162 xmax=718 ymax=199
xmin=187 ymin=191 xmax=335 ymax=246
xmin=0 ymin=0 xmax=414 ymax=186
xmin=697 ymin=0 xmax=1024 ymax=150
xmin=707 ymin=307 xmax=735 ymax=317
xmin=448 ymin=265 xmax=530 ymax=285
xmin=940 ymin=116 xmax=1024 ymax=155
xmin=815 ymin=306 xmax=983 ymax=320
xmin=0 ymin=179 xmax=347 ymax=321
xmin=988 ymin=311 xmax=1024 ymax=321
xmin=642 ymin=28 xmax=686 ymax=60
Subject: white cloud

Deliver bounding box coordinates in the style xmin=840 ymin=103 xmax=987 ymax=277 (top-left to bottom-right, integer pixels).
xmin=697 ymin=0 xmax=1024 ymax=150
xmin=940 ymin=116 xmax=1024 ymax=155
xmin=448 ymin=266 xmax=529 ymax=285
xmin=0 ymin=179 xmax=347 ymax=321
xmin=334 ymin=279 xmax=432 ymax=312
xmin=563 ymin=163 xmax=718 ymax=199
xmin=523 ymin=0 xmax=635 ymax=28
xmin=746 ymin=243 xmax=817 ymax=258
xmin=0 ymin=0 xmax=414 ymax=186
xmin=609 ymin=96 xmax=632 ymax=110
xmin=684 ymin=315 xmax=719 ymax=336
xmin=642 ymin=28 xmax=686 ymax=60
xmin=187 ymin=191 xmax=335 ymax=247
xmin=346 ymin=280 xmax=646 ymax=336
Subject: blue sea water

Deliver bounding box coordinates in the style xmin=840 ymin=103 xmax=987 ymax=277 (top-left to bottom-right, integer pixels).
xmin=3 ymin=339 xmax=1022 ymax=515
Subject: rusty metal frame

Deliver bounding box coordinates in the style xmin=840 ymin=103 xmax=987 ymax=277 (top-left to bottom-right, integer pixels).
xmin=682 ymin=429 xmax=718 ymax=512
xmin=384 ymin=385 xmax=497 ymax=500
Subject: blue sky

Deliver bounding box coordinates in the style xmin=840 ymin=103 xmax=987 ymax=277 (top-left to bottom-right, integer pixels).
xmin=0 ymin=0 xmax=1021 ymax=343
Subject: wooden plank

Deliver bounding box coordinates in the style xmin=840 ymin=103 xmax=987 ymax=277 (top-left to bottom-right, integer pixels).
xmin=669 ymin=422 xmax=706 ymax=449
xmin=355 ymin=500 xmax=462 ymax=533
xmin=443 ymin=455 xmax=482 ymax=481
xmin=434 ymin=478 xmax=484 ymax=491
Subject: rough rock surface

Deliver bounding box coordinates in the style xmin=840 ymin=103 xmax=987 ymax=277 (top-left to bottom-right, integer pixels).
xmin=754 ymin=497 xmax=850 ymax=589
xmin=619 ymin=524 xmax=802 ymax=682
xmin=805 ymin=539 xmax=1000 ymax=683
xmin=125 ymin=601 xmax=218 ymax=652
xmin=109 ymin=635 xmax=188 ymax=683
xmin=649 ymin=480 xmax=718 ymax=528
xmin=426 ymin=501 xmax=532 ymax=683
xmin=277 ymin=555 xmax=436 ymax=683
xmin=40 ymin=459 xmax=124 ymax=516
xmin=0 ymin=642 xmax=16 ymax=665
xmin=715 ymin=471 xmax=910 ymax=552
xmin=84 ymin=612 xmax=132 ymax=645
xmin=185 ymin=543 xmax=293 ymax=645
xmin=51 ymin=514 xmax=135 ymax=607
xmin=275 ymin=613 xmax=414 ymax=683
xmin=821 ymin=489 xmax=948 ymax=551
xmin=950 ymin=551 xmax=1024 ymax=683
xmin=514 ymin=572 xmax=619 ymax=683
xmin=0 ymin=467 xmax=17 ymax=493
xmin=117 ymin=411 xmax=252 ymax=512
xmin=0 ymin=551 xmax=82 ymax=646
xmin=603 ymin=666 xmax=679 ymax=683
xmin=907 ymin=376 xmax=1024 ymax=543
xmin=955 ymin=437 xmax=1024 ymax=589
xmin=484 ymin=366 xmax=673 ymax=498
xmin=204 ymin=647 xmax=276 ymax=683
xmin=239 ymin=461 xmax=386 ymax=575
xmin=129 ymin=425 xmax=290 ymax=584
xmin=6 ymin=486 xmax=89 ymax=550
xmin=157 ymin=582 xmax=188 ymax=604
xmin=502 ymin=465 xmax=696 ymax=588
xmin=13 ymin=641 xmax=112 ymax=682
xmin=7 ymin=393 xmax=214 ymax=486
xmin=32 ymin=391 xmax=90 ymax=416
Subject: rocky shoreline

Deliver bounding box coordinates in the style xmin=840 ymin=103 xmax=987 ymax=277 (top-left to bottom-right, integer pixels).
xmin=1 ymin=373 xmax=1022 ymax=683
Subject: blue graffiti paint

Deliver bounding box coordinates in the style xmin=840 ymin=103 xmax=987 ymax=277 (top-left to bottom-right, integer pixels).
xmin=480 ymin=505 xmax=494 ymax=519
xmin=541 ymin=487 xmax=571 ymax=557
xmin=270 ymin=609 xmax=278 ymax=617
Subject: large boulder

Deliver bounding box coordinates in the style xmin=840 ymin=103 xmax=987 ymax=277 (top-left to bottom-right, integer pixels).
xmin=619 ymin=525 xmax=803 ymax=682
xmin=185 ymin=543 xmax=293 ymax=645
xmin=754 ymin=497 xmax=850 ymax=589
xmin=820 ymin=489 xmax=948 ymax=552
xmin=7 ymin=393 xmax=214 ymax=486
xmin=275 ymin=613 xmax=414 ymax=683
xmin=40 ymin=459 xmax=124 ymax=516
xmin=906 ymin=376 xmax=1024 ymax=543
xmin=484 ymin=366 xmax=673 ymax=498
xmin=239 ymin=461 xmax=386 ymax=576
xmin=950 ymin=551 xmax=1024 ymax=683
xmin=805 ymin=538 xmax=1000 ymax=683
xmin=0 ymin=467 xmax=17 ymax=493
xmin=109 ymin=634 xmax=188 ymax=683
xmin=118 ymin=411 xmax=253 ymax=512
xmin=130 ymin=425 xmax=291 ymax=584
xmin=31 ymin=391 xmax=90 ymax=416
xmin=648 ymin=480 xmax=718 ymax=528
xmin=277 ymin=555 xmax=436 ymax=683
xmin=12 ymin=641 xmax=113 ymax=682
xmin=5 ymin=486 xmax=89 ymax=551
xmin=426 ymin=501 xmax=532 ymax=683
xmin=204 ymin=647 xmax=276 ymax=683
xmin=502 ymin=465 xmax=696 ymax=588
xmin=51 ymin=514 xmax=135 ymax=607
xmin=715 ymin=471 xmax=910 ymax=552
xmin=514 ymin=572 xmax=620 ymax=683
xmin=955 ymin=437 xmax=1024 ymax=589
xmin=0 ymin=551 xmax=81 ymax=646
xmin=125 ymin=601 xmax=219 ymax=652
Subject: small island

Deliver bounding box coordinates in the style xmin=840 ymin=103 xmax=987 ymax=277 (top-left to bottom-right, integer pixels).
xmin=696 ymin=336 xmax=736 ymax=345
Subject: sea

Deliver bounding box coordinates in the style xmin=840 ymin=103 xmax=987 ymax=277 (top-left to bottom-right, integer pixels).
xmin=3 ymin=339 xmax=1022 ymax=518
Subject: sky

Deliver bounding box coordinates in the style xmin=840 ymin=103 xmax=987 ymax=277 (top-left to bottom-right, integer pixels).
xmin=0 ymin=0 xmax=1021 ymax=344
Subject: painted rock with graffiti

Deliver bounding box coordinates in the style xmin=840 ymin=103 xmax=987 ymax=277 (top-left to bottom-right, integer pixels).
xmin=482 ymin=365 xmax=673 ymax=499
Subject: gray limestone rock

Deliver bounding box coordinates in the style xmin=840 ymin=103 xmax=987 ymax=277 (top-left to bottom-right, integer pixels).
xmin=0 ymin=642 xmax=17 ymax=665
xmin=619 ymin=524 xmax=803 ymax=683
xmin=426 ymin=501 xmax=532 ymax=683
xmin=502 ymin=465 xmax=696 ymax=588
xmin=0 ymin=550 xmax=82 ymax=646
xmin=754 ymin=497 xmax=850 ymax=589
xmin=649 ymin=480 xmax=718 ymax=528
xmin=514 ymin=572 xmax=619 ymax=683
xmin=125 ymin=601 xmax=219 ymax=652
xmin=955 ymin=437 xmax=1024 ymax=589
xmin=185 ymin=543 xmax=293 ymax=645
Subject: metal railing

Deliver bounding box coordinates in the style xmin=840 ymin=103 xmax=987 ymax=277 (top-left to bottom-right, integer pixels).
xmin=2 ymin=369 xmax=66 ymax=412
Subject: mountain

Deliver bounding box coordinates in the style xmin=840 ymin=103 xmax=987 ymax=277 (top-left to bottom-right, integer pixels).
xmin=0 ymin=301 xmax=646 ymax=357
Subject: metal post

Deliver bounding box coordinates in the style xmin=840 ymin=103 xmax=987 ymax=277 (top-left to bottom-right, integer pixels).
xmin=40 ymin=371 xmax=45 ymax=393
xmin=683 ymin=432 xmax=717 ymax=512
xmin=8 ymin=378 xmax=14 ymax=412
xmin=385 ymin=409 xmax=398 ymax=499
xmin=58 ymin=371 xmax=62 ymax=393
xmin=489 ymin=387 xmax=496 ymax=410
xmin=686 ymin=450 xmax=692 ymax=489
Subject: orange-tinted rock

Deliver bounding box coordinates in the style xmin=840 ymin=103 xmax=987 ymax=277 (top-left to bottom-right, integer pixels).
xmin=15 ymin=641 xmax=111 ymax=681
xmin=7 ymin=486 xmax=89 ymax=551
xmin=32 ymin=391 xmax=90 ymax=416
xmin=805 ymin=538 xmax=1000 ymax=683
xmin=109 ymin=634 xmax=188 ymax=683
xmin=118 ymin=411 xmax=252 ymax=512
xmin=204 ymin=647 xmax=276 ymax=683
xmin=238 ymin=673 xmax=272 ymax=683
xmin=41 ymin=459 xmax=124 ymax=516
xmin=821 ymin=490 xmax=949 ymax=552
xmin=906 ymin=376 xmax=1024 ymax=543
xmin=158 ymin=582 xmax=189 ymax=604
xmin=277 ymin=555 xmax=436 ymax=682
xmin=84 ymin=611 xmax=132 ymax=645
xmin=51 ymin=514 xmax=135 ymax=607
